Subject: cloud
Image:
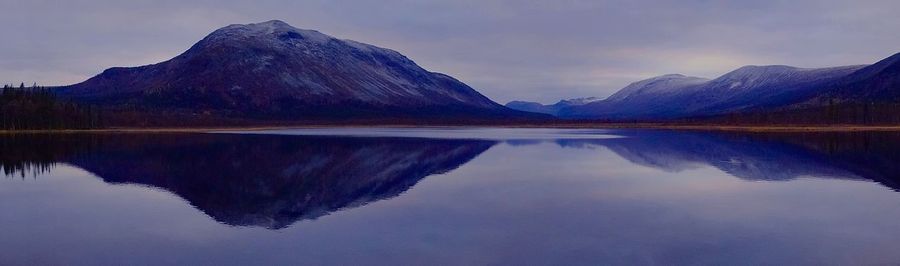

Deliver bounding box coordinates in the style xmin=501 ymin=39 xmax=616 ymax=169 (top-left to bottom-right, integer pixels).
xmin=2 ymin=0 xmax=898 ymax=103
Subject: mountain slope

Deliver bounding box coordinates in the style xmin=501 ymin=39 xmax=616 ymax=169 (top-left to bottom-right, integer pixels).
xmin=57 ymin=20 xmax=541 ymax=121
xmin=808 ymin=52 xmax=900 ymax=103
xmin=559 ymin=64 xmax=866 ymax=120
xmin=687 ymin=65 xmax=865 ymax=114
xmin=696 ymin=53 xmax=900 ymax=124
xmin=605 ymin=74 xmax=709 ymax=102
xmin=558 ymin=74 xmax=710 ymax=119
xmin=730 ymin=52 xmax=900 ymax=124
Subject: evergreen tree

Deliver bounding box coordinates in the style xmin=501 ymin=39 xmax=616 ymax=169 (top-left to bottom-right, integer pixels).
xmin=0 ymin=83 xmax=103 ymax=130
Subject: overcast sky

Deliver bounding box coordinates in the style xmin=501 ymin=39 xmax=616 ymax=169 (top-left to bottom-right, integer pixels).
xmin=2 ymin=0 xmax=899 ymax=103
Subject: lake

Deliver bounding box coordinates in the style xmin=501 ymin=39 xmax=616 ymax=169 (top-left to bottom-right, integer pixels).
xmin=2 ymin=128 xmax=900 ymax=265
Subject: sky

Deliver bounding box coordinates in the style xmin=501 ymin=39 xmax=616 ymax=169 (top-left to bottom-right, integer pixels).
xmin=2 ymin=0 xmax=899 ymax=104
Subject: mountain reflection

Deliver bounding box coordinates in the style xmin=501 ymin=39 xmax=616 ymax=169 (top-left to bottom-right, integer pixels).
xmin=3 ymin=130 xmax=900 ymax=229
xmin=555 ymin=130 xmax=900 ymax=190
xmin=0 ymin=134 xmax=496 ymax=229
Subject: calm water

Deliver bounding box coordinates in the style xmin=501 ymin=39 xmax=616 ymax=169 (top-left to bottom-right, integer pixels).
xmin=2 ymin=128 xmax=900 ymax=265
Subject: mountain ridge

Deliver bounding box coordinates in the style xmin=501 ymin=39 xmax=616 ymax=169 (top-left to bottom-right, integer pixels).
xmin=505 ymin=97 xmax=602 ymax=116
xmin=506 ymin=55 xmax=896 ymax=123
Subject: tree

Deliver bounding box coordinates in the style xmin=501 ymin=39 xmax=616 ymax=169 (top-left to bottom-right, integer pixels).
xmin=0 ymin=83 xmax=104 ymax=130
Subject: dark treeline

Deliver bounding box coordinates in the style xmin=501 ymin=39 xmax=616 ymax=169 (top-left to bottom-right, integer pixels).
xmin=1 ymin=83 xmax=102 ymax=130
xmin=685 ymin=102 xmax=900 ymax=125
xmin=738 ymin=130 xmax=900 ymax=189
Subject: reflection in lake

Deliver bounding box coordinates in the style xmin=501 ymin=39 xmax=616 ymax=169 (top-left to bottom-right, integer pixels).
xmin=2 ymin=128 xmax=900 ymax=265
xmin=2 ymin=134 xmax=495 ymax=229
xmin=556 ymin=130 xmax=900 ymax=187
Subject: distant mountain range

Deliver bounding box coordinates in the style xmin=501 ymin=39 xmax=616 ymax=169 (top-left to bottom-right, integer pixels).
xmin=505 ymin=97 xmax=601 ymax=116
xmin=507 ymin=53 xmax=900 ymax=123
xmin=56 ymin=20 xmax=545 ymax=124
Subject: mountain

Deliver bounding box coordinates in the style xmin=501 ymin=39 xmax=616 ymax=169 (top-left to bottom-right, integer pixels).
xmin=805 ymin=53 xmax=900 ymax=104
xmin=604 ymin=74 xmax=709 ymax=102
xmin=557 ymin=63 xmax=868 ymax=120
xmin=505 ymin=97 xmax=601 ymax=116
xmin=728 ymin=53 xmax=900 ymax=124
xmin=558 ymin=74 xmax=710 ymax=119
xmin=703 ymin=53 xmax=900 ymax=124
xmin=56 ymin=20 xmax=544 ymax=123
xmin=686 ymin=65 xmax=865 ymax=114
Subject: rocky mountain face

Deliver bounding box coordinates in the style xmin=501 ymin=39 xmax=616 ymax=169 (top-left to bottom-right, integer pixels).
xmin=57 ymin=20 xmax=542 ymax=122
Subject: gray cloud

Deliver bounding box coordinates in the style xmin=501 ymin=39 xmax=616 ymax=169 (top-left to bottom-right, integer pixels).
xmin=2 ymin=0 xmax=898 ymax=103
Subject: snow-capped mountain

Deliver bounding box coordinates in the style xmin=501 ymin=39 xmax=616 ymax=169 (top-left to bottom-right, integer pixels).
xmin=558 ymin=97 xmax=603 ymax=105
xmin=57 ymin=20 xmax=540 ymax=121
xmin=505 ymin=97 xmax=602 ymax=116
xmin=685 ymin=64 xmax=865 ymax=114
xmin=558 ymin=63 xmax=868 ymax=119
xmin=557 ymin=74 xmax=710 ymax=119
xmin=605 ymin=74 xmax=709 ymax=102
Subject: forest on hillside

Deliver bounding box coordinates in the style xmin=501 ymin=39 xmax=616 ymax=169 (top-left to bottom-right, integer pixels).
xmin=686 ymin=102 xmax=900 ymax=125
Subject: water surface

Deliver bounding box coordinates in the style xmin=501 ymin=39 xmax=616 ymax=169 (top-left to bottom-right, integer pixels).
xmin=2 ymin=128 xmax=900 ymax=265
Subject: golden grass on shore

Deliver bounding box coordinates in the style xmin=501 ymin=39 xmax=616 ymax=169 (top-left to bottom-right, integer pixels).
xmin=4 ymin=123 xmax=900 ymax=134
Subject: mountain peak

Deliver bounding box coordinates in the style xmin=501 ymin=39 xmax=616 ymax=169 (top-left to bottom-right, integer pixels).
xmin=721 ymin=64 xmax=863 ymax=80
xmin=734 ymin=65 xmax=797 ymax=70
xmin=258 ymin=19 xmax=291 ymax=27
xmin=504 ymin=96 xmax=602 ymax=116
xmin=656 ymin=74 xmax=688 ymax=79
xmin=224 ymin=20 xmax=296 ymax=31
xmin=556 ymin=97 xmax=602 ymax=105
xmin=605 ymin=74 xmax=709 ymax=102
xmin=208 ymin=20 xmax=332 ymax=45
xmin=712 ymin=64 xmax=865 ymax=92
xmin=724 ymin=65 xmax=799 ymax=78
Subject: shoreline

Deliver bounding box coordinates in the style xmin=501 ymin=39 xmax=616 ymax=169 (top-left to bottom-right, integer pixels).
xmin=4 ymin=124 xmax=900 ymax=134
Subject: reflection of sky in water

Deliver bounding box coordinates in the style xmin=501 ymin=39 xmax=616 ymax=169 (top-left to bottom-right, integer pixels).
xmin=2 ymin=129 xmax=900 ymax=265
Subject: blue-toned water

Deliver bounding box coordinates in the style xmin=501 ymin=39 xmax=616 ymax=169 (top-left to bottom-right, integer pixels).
xmin=2 ymin=128 xmax=900 ymax=265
